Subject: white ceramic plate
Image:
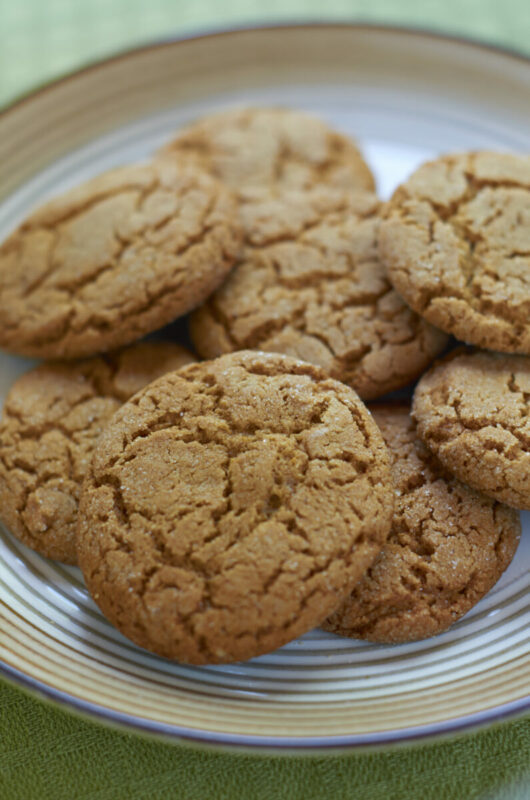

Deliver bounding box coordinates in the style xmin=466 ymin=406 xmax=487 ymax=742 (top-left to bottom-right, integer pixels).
xmin=0 ymin=24 xmax=529 ymax=751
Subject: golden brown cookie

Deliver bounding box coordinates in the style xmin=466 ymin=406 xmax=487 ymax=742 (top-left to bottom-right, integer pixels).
xmin=77 ymin=351 xmax=394 ymax=664
xmin=413 ymin=349 xmax=530 ymax=510
xmin=0 ymin=160 xmax=241 ymax=359
xmin=158 ymin=107 xmax=375 ymax=194
xmin=0 ymin=342 xmax=196 ymax=564
xmin=379 ymin=152 xmax=530 ymax=353
xmin=190 ymin=189 xmax=448 ymax=399
xmin=323 ymin=404 xmax=520 ymax=643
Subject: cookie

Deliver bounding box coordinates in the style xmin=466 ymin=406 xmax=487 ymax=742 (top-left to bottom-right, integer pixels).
xmin=379 ymin=152 xmax=530 ymax=353
xmin=190 ymin=189 xmax=448 ymax=400
xmin=0 ymin=341 xmax=196 ymax=564
xmin=413 ymin=349 xmax=530 ymax=510
xmin=323 ymin=404 xmax=520 ymax=643
xmin=0 ymin=160 xmax=241 ymax=359
xmin=76 ymin=351 xmax=394 ymax=664
xmin=157 ymin=107 xmax=375 ymax=194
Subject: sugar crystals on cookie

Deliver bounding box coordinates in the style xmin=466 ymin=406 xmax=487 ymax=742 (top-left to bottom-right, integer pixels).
xmin=379 ymin=152 xmax=530 ymax=353
xmin=324 ymin=404 xmax=520 ymax=643
xmin=0 ymin=342 xmax=196 ymax=563
xmin=0 ymin=160 xmax=241 ymax=359
xmin=76 ymin=351 xmax=394 ymax=663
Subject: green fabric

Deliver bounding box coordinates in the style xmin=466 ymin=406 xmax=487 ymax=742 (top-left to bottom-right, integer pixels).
xmin=0 ymin=1 xmax=529 ymax=798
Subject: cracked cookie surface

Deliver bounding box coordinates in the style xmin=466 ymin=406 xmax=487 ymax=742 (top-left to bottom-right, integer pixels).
xmin=157 ymin=107 xmax=375 ymax=194
xmin=323 ymin=404 xmax=520 ymax=643
xmin=0 ymin=160 xmax=241 ymax=359
xmin=0 ymin=341 xmax=196 ymax=564
xmin=77 ymin=351 xmax=394 ymax=664
xmin=190 ymin=189 xmax=448 ymax=400
xmin=379 ymin=152 xmax=530 ymax=353
xmin=413 ymin=349 xmax=530 ymax=509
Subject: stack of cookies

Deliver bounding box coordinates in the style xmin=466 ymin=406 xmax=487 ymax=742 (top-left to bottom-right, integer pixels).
xmin=0 ymin=108 xmax=527 ymax=664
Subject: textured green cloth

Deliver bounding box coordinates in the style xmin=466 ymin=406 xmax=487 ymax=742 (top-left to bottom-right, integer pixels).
xmin=0 ymin=1 xmax=529 ymax=798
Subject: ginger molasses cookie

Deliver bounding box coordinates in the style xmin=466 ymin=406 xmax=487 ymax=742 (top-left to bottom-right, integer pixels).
xmin=158 ymin=107 xmax=375 ymax=194
xmin=379 ymin=152 xmax=530 ymax=353
xmin=413 ymin=349 xmax=530 ymax=510
xmin=0 ymin=160 xmax=241 ymax=359
xmin=0 ymin=342 xmax=196 ymax=564
xmin=77 ymin=351 xmax=394 ymax=664
xmin=323 ymin=405 xmax=520 ymax=643
xmin=190 ymin=189 xmax=448 ymax=400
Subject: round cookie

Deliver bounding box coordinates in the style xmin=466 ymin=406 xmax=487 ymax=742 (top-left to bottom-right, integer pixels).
xmin=379 ymin=152 xmax=530 ymax=353
xmin=0 ymin=160 xmax=241 ymax=359
xmin=413 ymin=349 xmax=530 ymax=510
xmin=157 ymin=107 xmax=375 ymax=194
xmin=323 ymin=404 xmax=520 ymax=644
xmin=0 ymin=341 xmax=196 ymax=564
xmin=77 ymin=350 xmax=394 ymax=664
xmin=190 ymin=189 xmax=448 ymax=400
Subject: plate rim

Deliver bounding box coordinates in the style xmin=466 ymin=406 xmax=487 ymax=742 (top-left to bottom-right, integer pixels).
xmin=0 ymin=21 xmax=529 ymax=752
xmin=1 ymin=19 xmax=530 ymax=117
xmin=2 ymin=658 xmax=530 ymax=752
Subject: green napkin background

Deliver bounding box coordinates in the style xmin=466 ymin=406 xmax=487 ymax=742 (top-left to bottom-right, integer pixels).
xmin=1 ymin=1 xmax=529 ymax=798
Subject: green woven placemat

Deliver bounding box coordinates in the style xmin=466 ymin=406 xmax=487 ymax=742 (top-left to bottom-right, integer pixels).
xmin=0 ymin=2 xmax=529 ymax=798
